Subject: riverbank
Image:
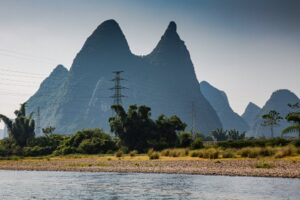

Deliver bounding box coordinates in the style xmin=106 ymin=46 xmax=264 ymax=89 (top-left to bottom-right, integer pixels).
xmin=0 ymin=155 xmax=299 ymax=178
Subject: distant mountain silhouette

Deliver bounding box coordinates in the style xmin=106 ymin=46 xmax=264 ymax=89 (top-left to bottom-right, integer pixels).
xmin=242 ymin=102 xmax=261 ymax=128
xmin=200 ymin=81 xmax=249 ymax=132
xmin=27 ymin=20 xmax=222 ymax=134
xmin=249 ymin=89 xmax=300 ymax=137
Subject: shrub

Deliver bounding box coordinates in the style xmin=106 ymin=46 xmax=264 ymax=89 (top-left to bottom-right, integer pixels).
xmin=256 ymin=161 xmax=273 ymax=169
xmin=291 ymin=139 xmax=300 ymax=147
xmin=259 ymin=146 xmax=276 ymax=157
xmin=129 ymin=150 xmax=138 ymax=157
xmin=222 ymin=149 xmax=236 ymax=158
xmin=217 ymin=138 xmax=291 ymax=149
xmin=23 ymin=146 xmax=53 ymax=157
xmin=53 ymin=146 xmax=77 ymax=155
xmin=191 ymin=138 xmax=204 ymax=149
xmin=203 ymin=148 xmax=219 ymax=159
xmin=161 ymin=149 xmax=188 ymax=157
xmin=148 ymin=151 xmax=160 ymax=160
xmin=190 ymin=150 xmax=202 ymax=157
xmin=248 ymin=147 xmax=261 ymax=158
xmin=274 ymin=151 xmax=285 ymax=158
xmin=275 ymin=145 xmax=297 ymax=158
xmin=115 ymin=150 xmax=123 ymax=157
xmin=178 ymin=132 xmax=193 ymax=147
xmin=78 ymin=138 xmax=103 ymax=154
xmin=161 ymin=149 xmax=170 ymax=156
xmin=57 ymin=129 xmax=116 ymax=155
xmin=238 ymin=147 xmax=261 ymax=158
xmin=239 ymin=147 xmax=251 ymax=157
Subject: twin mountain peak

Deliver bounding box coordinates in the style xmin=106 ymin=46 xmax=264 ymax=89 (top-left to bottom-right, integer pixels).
xmin=27 ymin=19 xmax=222 ymax=134
xmin=27 ymin=20 xmax=299 ymax=137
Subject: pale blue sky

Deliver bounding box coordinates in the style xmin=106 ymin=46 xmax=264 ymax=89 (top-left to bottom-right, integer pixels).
xmin=1 ymin=0 xmax=300 ymax=129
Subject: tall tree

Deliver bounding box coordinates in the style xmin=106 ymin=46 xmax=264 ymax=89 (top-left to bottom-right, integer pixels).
xmin=261 ymin=110 xmax=282 ymax=138
xmin=0 ymin=103 xmax=35 ymax=146
xmin=109 ymin=105 xmax=155 ymax=151
xmin=227 ymin=129 xmax=246 ymax=140
xmin=211 ymin=128 xmax=228 ymax=141
xmin=109 ymin=104 xmax=186 ymax=151
xmin=282 ymin=103 xmax=300 ymax=138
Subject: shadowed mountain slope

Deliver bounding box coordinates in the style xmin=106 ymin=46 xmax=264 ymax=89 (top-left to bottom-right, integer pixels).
xmin=242 ymin=102 xmax=261 ymax=128
xmin=27 ymin=20 xmax=222 ymax=134
xmin=249 ymin=89 xmax=300 ymax=137
xmin=200 ymin=81 xmax=249 ymax=132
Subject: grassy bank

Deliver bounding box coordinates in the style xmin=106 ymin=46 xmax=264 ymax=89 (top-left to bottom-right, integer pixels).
xmin=0 ymin=146 xmax=300 ymax=178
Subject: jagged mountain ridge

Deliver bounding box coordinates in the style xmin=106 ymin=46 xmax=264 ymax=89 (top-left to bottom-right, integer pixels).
xmin=242 ymin=102 xmax=261 ymax=128
xmin=249 ymin=89 xmax=300 ymax=137
xmin=27 ymin=19 xmax=222 ymax=134
xmin=200 ymin=81 xmax=249 ymax=132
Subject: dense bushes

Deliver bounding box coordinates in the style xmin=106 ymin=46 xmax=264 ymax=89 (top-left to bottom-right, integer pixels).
xmin=178 ymin=132 xmax=193 ymax=147
xmin=0 ymin=128 xmax=116 ymax=157
xmin=217 ymin=138 xmax=291 ymax=149
xmin=109 ymin=105 xmax=186 ymax=152
xmin=191 ymin=138 xmax=204 ymax=149
xmin=54 ymin=129 xmax=116 ymax=155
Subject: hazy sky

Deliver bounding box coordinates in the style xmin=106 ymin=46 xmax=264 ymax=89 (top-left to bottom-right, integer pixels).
xmin=0 ymin=0 xmax=300 ymax=129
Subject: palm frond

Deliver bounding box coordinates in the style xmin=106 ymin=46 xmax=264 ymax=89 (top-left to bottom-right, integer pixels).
xmin=282 ymin=125 xmax=300 ymax=134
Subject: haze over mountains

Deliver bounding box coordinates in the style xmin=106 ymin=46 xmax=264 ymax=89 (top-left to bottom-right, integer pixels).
xmin=27 ymin=20 xmax=222 ymax=134
xmin=242 ymin=102 xmax=261 ymax=128
xmin=248 ymin=89 xmax=300 ymax=137
xmin=24 ymin=19 xmax=300 ymax=137
xmin=199 ymin=82 xmax=300 ymax=137
xmin=200 ymin=81 xmax=249 ymax=132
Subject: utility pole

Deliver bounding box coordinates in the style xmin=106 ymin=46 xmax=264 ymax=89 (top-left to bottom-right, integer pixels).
xmin=110 ymin=71 xmax=127 ymax=106
xmin=36 ymin=106 xmax=41 ymax=135
xmin=191 ymin=101 xmax=196 ymax=136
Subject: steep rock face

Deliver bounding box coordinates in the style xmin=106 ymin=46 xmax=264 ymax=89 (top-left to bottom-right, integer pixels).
xmin=27 ymin=20 xmax=222 ymax=134
xmin=249 ymin=89 xmax=300 ymax=137
xmin=0 ymin=129 xmax=3 ymax=139
xmin=27 ymin=65 xmax=68 ymax=133
xmin=200 ymin=81 xmax=249 ymax=132
xmin=242 ymin=102 xmax=261 ymax=128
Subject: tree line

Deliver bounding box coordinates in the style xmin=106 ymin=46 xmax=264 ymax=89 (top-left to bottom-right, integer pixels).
xmin=0 ymin=102 xmax=299 ymax=157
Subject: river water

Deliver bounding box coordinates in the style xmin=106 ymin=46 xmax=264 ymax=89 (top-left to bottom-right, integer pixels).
xmin=0 ymin=170 xmax=299 ymax=200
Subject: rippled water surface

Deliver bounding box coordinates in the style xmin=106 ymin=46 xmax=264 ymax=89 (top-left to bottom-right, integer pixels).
xmin=0 ymin=170 xmax=299 ymax=200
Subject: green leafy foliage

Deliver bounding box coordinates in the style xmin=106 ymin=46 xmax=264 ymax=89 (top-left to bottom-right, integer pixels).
xmin=227 ymin=129 xmax=245 ymax=140
xmin=211 ymin=129 xmax=228 ymax=141
xmin=109 ymin=105 xmax=186 ymax=152
xmin=282 ymin=107 xmax=300 ymax=138
xmin=261 ymin=110 xmax=283 ymax=138
xmin=0 ymin=103 xmax=35 ymax=147
xmin=178 ymin=132 xmax=193 ymax=147
xmin=55 ymin=129 xmax=116 ymax=155
xmin=190 ymin=138 xmax=204 ymax=149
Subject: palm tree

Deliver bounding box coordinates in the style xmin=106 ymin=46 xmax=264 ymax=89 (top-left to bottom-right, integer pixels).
xmin=211 ymin=128 xmax=228 ymax=141
xmin=261 ymin=110 xmax=282 ymax=138
xmin=282 ymin=113 xmax=300 ymax=139
xmin=0 ymin=103 xmax=35 ymax=146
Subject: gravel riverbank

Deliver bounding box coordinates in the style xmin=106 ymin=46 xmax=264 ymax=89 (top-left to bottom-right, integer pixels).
xmin=0 ymin=156 xmax=299 ymax=178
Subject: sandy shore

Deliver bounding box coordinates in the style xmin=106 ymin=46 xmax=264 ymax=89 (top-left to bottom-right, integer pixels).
xmin=0 ymin=156 xmax=299 ymax=178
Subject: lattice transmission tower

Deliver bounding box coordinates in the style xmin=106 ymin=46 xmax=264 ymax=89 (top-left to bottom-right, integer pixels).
xmin=110 ymin=71 xmax=127 ymax=106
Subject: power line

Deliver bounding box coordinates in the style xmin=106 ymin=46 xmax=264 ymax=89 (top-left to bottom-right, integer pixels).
xmin=0 ymin=77 xmax=41 ymax=84
xmin=0 ymin=51 xmax=59 ymax=65
xmin=0 ymin=48 xmax=59 ymax=62
xmin=36 ymin=106 xmax=41 ymax=135
xmin=1 ymin=71 xmax=45 ymax=79
xmin=0 ymin=67 xmax=48 ymax=76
